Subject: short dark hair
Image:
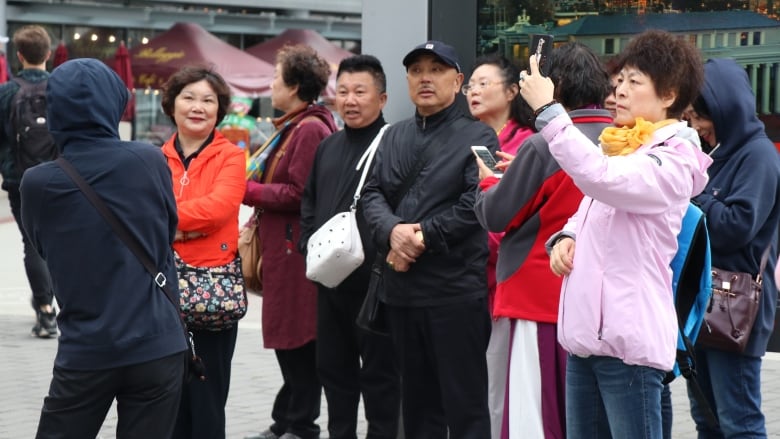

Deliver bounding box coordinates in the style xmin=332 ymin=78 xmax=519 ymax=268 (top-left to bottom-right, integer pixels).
xmin=13 ymin=25 xmax=51 ymax=65
xmin=277 ymin=44 xmax=331 ymax=103
xmin=472 ymin=54 xmax=533 ymax=128
xmin=160 ymin=65 xmax=232 ymax=125
xmin=548 ymin=42 xmax=611 ymax=111
xmin=616 ymin=29 xmax=703 ymax=119
xmin=337 ymin=54 xmax=387 ymax=94
xmin=691 ymin=94 xmax=711 ymax=120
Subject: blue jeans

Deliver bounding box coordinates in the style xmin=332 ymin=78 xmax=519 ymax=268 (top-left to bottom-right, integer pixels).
xmin=687 ymin=348 xmax=765 ymax=439
xmin=661 ymin=384 xmax=672 ymax=439
xmin=566 ymin=354 xmax=665 ymax=439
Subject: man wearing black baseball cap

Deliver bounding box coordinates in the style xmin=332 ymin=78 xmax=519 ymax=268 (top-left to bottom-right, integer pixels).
xmin=361 ymin=40 xmax=496 ymax=437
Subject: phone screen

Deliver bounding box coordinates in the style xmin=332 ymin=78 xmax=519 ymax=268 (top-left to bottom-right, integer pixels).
xmin=471 ymin=146 xmax=501 ymax=174
xmin=529 ymin=34 xmax=554 ymax=77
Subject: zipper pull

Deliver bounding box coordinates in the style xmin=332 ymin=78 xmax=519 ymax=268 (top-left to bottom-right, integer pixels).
xmin=179 ymin=170 xmax=190 ymax=197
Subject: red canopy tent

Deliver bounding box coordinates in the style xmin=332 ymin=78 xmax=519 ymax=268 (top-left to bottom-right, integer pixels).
xmin=245 ymin=29 xmax=354 ymax=97
xmin=113 ymin=41 xmax=134 ymax=121
xmin=53 ymin=42 xmax=68 ymax=69
xmin=129 ymin=22 xmax=274 ymax=97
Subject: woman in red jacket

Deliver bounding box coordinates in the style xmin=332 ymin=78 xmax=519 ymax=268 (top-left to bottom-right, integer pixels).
xmin=475 ymin=43 xmax=614 ymax=439
xmin=243 ymin=45 xmax=337 ymax=439
xmin=160 ymin=66 xmax=246 ymax=439
xmin=464 ymin=53 xmax=534 ymax=439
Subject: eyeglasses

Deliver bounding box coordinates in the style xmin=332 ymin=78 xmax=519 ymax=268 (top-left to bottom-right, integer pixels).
xmin=461 ymin=79 xmax=503 ymax=95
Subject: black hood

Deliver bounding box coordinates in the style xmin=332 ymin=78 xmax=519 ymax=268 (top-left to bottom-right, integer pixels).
xmin=700 ymin=58 xmax=769 ymax=161
xmin=46 ymin=58 xmax=130 ymax=150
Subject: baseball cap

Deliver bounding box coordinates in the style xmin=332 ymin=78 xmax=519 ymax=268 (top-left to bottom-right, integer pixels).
xmin=402 ymin=40 xmax=461 ymax=73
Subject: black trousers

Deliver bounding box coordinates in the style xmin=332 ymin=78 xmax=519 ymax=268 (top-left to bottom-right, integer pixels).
xmin=269 ymin=340 xmax=322 ymax=438
xmin=172 ymin=325 xmax=238 ymax=439
xmin=317 ymin=287 xmax=401 ymax=439
xmin=386 ymin=298 xmax=492 ymax=439
xmin=7 ymin=183 xmax=55 ymax=310
xmin=35 ymin=351 xmax=185 ymax=439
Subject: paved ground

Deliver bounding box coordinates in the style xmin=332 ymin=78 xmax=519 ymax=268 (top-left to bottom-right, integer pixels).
xmin=1 ymin=190 xmax=779 ymax=438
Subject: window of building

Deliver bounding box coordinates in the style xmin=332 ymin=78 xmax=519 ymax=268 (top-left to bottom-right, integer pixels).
xmin=753 ymin=31 xmax=762 ymax=45
xmin=700 ymin=33 xmax=711 ymax=49
xmin=715 ymin=32 xmax=725 ymax=47
xmin=605 ymin=38 xmax=615 ymax=55
xmin=740 ymin=31 xmax=749 ymax=46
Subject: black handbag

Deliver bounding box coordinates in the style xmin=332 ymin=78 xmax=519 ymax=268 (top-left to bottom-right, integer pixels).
xmin=355 ymin=259 xmax=389 ymax=335
xmin=697 ymin=246 xmax=771 ymax=353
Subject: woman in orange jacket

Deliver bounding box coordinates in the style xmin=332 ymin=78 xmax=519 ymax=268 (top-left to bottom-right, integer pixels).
xmin=160 ymin=66 xmax=246 ymax=439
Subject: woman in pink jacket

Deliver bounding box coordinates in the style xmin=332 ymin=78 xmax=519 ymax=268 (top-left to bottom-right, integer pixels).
xmin=519 ymin=30 xmax=712 ymax=438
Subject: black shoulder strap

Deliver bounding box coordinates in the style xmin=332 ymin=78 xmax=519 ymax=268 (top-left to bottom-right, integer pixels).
xmin=389 ymin=116 xmax=471 ymax=209
xmin=55 ymin=157 xmax=205 ymax=380
xmin=675 ymin=210 xmax=708 ymax=330
xmin=54 ymin=157 xmax=175 ymax=303
xmin=10 ymin=77 xmax=29 ymax=125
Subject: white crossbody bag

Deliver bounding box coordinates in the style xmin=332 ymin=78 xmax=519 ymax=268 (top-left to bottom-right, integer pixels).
xmin=305 ymin=125 xmax=389 ymax=288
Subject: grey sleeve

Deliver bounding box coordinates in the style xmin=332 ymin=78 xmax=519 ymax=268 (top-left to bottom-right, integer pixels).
xmin=534 ymin=103 xmax=567 ymax=132
xmin=544 ymin=230 xmax=576 ymax=255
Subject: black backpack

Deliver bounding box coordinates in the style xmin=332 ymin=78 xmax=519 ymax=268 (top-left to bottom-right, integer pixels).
xmin=10 ymin=77 xmax=58 ymax=173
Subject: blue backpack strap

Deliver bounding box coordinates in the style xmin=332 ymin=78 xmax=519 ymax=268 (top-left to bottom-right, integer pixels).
xmin=666 ymin=203 xmax=718 ymax=429
xmin=670 ymin=204 xmax=712 ymax=353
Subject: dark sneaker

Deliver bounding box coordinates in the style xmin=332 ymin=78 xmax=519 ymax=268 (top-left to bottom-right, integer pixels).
xmin=32 ymin=310 xmax=57 ymax=338
xmin=245 ymin=430 xmax=280 ymax=439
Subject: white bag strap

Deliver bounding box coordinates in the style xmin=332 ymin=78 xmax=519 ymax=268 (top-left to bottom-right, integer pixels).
xmin=350 ymin=124 xmax=389 ymax=210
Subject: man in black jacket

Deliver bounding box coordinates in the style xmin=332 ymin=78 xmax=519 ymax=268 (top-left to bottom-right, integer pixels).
xmin=299 ymin=55 xmax=401 ymax=439
xmin=0 ymin=25 xmax=57 ymax=338
xmin=361 ymin=41 xmax=498 ymax=438
xmin=21 ymin=58 xmax=186 ymax=438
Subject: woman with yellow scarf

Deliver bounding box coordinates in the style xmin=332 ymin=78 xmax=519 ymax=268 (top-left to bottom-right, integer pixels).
xmin=518 ymin=30 xmax=712 ymax=439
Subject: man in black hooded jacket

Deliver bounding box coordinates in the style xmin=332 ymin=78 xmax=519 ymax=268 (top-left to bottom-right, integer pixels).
xmin=361 ymin=40 xmax=498 ymax=438
xmin=21 ymin=58 xmax=186 ymax=438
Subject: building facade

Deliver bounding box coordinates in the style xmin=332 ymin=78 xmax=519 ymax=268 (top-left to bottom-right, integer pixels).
xmin=548 ymin=11 xmax=780 ymax=115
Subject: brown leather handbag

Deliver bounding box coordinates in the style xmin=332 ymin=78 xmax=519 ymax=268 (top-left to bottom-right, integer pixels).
xmin=697 ymin=247 xmax=770 ymax=353
xmin=238 ymin=210 xmax=262 ymax=295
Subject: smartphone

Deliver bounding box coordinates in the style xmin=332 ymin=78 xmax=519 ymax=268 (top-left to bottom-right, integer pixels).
xmin=471 ymin=145 xmax=502 ymax=176
xmin=529 ymin=34 xmax=554 ymax=77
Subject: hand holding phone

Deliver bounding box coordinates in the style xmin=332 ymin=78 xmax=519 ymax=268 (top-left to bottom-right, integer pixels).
xmin=529 ymin=34 xmax=554 ymax=77
xmin=471 ymin=145 xmax=502 ymax=177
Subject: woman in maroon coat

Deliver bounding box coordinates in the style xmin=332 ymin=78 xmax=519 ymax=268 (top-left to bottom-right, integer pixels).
xmin=243 ymin=45 xmax=337 ymax=439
